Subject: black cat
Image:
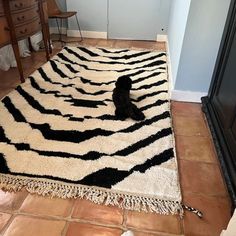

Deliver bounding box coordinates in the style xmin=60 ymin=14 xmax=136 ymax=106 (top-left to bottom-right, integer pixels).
xmin=112 ymin=75 xmax=145 ymax=121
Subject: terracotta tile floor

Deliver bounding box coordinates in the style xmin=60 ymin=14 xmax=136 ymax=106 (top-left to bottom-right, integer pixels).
xmin=0 ymin=38 xmax=232 ymax=236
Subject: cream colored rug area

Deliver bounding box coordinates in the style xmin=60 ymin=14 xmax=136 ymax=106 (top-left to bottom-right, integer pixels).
xmin=0 ymin=46 xmax=182 ymax=215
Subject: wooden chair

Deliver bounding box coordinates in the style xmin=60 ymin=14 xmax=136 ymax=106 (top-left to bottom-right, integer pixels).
xmin=47 ymin=0 xmax=83 ymax=44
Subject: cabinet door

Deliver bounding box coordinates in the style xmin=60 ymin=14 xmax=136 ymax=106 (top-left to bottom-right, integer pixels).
xmin=212 ymin=29 xmax=236 ymax=158
xmin=108 ymin=0 xmax=170 ymax=40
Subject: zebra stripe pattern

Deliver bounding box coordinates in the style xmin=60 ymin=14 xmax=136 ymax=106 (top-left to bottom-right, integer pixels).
xmin=0 ymin=46 xmax=182 ymax=215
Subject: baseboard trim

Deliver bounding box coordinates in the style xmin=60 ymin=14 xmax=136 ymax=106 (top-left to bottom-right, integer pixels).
xmin=156 ymin=34 xmax=168 ymax=42
xmin=49 ymin=27 xmax=107 ymax=39
xmin=50 ymin=27 xmax=67 ymax=35
xmin=67 ymin=30 xmax=107 ymax=39
xmin=171 ymin=90 xmax=207 ymax=103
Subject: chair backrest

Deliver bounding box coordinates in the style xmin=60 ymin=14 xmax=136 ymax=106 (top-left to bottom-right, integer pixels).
xmin=47 ymin=0 xmax=61 ymax=16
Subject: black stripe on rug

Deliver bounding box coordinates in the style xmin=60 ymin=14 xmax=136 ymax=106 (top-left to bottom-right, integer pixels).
xmin=0 ymin=148 xmax=174 ymax=187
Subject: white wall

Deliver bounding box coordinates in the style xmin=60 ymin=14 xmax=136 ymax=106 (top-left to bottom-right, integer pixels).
xmin=175 ymin=0 xmax=231 ymax=93
xmin=168 ymin=0 xmax=231 ymax=102
xmin=168 ymin=0 xmax=191 ymax=88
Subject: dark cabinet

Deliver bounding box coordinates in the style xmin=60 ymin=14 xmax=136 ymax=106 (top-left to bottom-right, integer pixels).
xmin=202 ymin=0 xmax=236 ymax=207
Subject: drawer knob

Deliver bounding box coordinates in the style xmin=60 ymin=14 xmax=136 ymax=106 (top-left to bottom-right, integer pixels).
xmin=20 ymin=28 xmax=28 ymax=34
xmin=15 ymin=2 xmax=23 ymax=8
xmin=17 ymin=15 xmax=25 ymax=21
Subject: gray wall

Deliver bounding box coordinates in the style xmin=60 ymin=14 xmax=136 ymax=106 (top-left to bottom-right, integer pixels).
xmin=173 ymin=0 xmax=231 ymax=93
xmin=65 ymin=0 xmax=171 ymax=39
xmin=108 ymin=0 xmax=171 ymax=40
xmin=168 ymin=0 xmax=191 ymax=87
xmin=67 ymin=0 xmax=108 ymax=32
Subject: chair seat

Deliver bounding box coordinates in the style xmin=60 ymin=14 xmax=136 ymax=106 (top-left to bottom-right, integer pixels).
xmin=49 ymin=11 xmax=77 ymax=19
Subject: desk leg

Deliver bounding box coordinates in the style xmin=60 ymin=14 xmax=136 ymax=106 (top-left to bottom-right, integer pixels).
xmin=2 ymin=0 xmax=25 ymax=83
xmin=46 ymin=23 xmax=52 ymax=54
xmin=39 ymin=0 xmax=50 ymax=61
xmin=12 ymin=43 xmax=25 ymax=83
xmin=42 ymin=27 xmax=50 ymax=61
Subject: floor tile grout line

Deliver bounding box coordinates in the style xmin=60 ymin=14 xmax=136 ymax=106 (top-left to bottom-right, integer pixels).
xmin=179 ymin=215 xmax=185 ymax=235
xmin=171 ymin=111 xmax=204 ymax=117
xmin=122 ymin=209 xmax=128 ymax=231
xmin=1 ymin=205 xmax=212 ymax=233
xmin=126 ymin=226 xmax=183 ymax=236
xmin=177 ymin=158 xmax=225 ymax=167
xmin=61 ymin=221 xmax=70 ymax=236
xmin=0 ymin=209 xmax=186 ymax=236
xmin=178 ymin=158 xmax=220 ymax=165
xmin=0 ymin=215 xmax=182 ymax=236
xmin=67 ymin=199 xmax=77 ymax=219
xmin=182 ymin=190 xmax=229 ymax=197
xmin=174 ymin=133 xmax=210 ymax=138
xmin=0 ymin=211 xmax=125 ymax=231
xmin=0 ymin=214 xmax=16 ymax=236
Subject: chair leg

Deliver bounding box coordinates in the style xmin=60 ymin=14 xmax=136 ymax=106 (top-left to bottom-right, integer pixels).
xmin=46 ymin=23 xmax=52 ymax=54
xmin=60 ymin=18 xmax=65 ymax=46
xmin=56 ymin=18 xmax=63 ymax=47
xmin=75 ymin=14 xmax=83 ymax=42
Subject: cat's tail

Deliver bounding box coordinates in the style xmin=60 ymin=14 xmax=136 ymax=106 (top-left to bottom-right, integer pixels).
xmin=129 ymin=104 xmax=145 ymax=121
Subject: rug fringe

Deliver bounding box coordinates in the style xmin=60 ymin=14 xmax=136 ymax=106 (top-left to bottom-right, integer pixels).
xmin=0 ymin=174 xmax=183 ymax=216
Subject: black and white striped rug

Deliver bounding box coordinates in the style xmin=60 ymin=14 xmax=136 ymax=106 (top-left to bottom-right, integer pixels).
xmin=0 ymin=46 xmax=182 ymax=215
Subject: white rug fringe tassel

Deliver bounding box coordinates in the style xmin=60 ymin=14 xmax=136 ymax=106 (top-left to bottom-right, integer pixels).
xmin=0 ymin=174 xmax=183 ymax=216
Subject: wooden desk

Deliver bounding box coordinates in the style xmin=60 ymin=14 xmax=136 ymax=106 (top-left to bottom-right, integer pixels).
xmin=0 ymin=0 xmax=51 ymax=83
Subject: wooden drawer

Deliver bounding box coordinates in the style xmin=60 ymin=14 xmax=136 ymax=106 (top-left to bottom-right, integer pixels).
xmin=0 ymin=0 xmax=38 ymax=16
xmin=0 ymin=1 xmax=4 ymax=16
xmin=15 ymin=17 xmax=41 ymax=40
xmin=11 ymin=6 xmax=39 ymax=26
xmin=9 ymin=0 xmax=38 ymax=12
xmin=0 ymin=17 xmax=10 ymax=47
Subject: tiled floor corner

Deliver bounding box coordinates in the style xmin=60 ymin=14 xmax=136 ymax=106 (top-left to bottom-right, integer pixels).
xmin=0 ymin=38 xmax=232 ymax=236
